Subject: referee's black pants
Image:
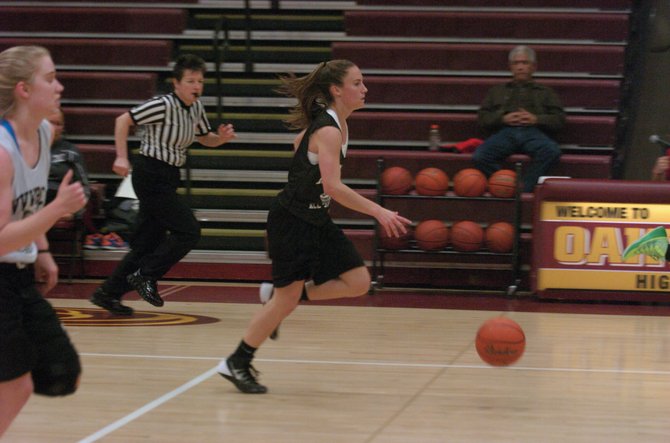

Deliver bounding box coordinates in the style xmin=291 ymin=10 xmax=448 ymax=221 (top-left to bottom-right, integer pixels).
xmin=101 ymin=155 xmax=200 ymax=297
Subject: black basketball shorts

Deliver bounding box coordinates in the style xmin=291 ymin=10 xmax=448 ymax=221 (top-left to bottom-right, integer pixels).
xmin=0 ymin=265 xmax=81 ymax=393
xmin=266 ymin=201 xmax=364 ymax=288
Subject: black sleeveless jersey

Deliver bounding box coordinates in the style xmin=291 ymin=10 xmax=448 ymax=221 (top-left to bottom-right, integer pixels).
xmin=277 ymin=110 xmax=344 ymax=226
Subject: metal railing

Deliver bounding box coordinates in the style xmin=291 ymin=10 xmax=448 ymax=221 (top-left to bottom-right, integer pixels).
xmin=213 ymin=14 xmax=230 ymax=126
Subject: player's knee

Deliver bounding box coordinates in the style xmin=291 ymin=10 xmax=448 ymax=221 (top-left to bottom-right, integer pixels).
xmin=347 ymin=271 xmax=371 ymax=298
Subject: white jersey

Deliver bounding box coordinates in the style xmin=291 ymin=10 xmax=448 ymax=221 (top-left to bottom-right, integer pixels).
xmin=0 ymin=119 xmax=51 ymax=264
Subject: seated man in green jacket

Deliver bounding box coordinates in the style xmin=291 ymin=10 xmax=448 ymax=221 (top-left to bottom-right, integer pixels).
xmin=473 ymin=45 xmax=566 ymax=193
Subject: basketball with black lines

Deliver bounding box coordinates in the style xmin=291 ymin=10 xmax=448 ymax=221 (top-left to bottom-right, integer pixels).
xmin=380 ymin=166 xmax=413 ymax=195
xmin=414 ymin=167 xmax=449 ymax=196
xmin=475 ymin=317 xmax=525 ymax=366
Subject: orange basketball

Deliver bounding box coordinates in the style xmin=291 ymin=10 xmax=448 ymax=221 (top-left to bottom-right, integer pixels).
xmin=453 ymin=168 xmax=487 ymax=197
xmin=414 ymin=219 xmax=449 ymax=250
xmin=378 ymin=225 xmax=413 ymax=250
xmin=415 ymin=167 xmax=449 ymax=196
xmin=476 ymin=316 xmax=526 ymax=366
xmin=485 ymin=222 xmax=514 ymax=253
xmin=488 ymin=169 xmax=517 ymax=198
xmin=450 ymin=220 xmax=483 ymax=252
xmin=380 ymin=166 xmax=413 ymax=195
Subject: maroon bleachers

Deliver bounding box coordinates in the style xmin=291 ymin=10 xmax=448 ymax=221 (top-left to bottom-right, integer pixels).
xmin=59 ymin=72 xmax=157 ymax=100
xmin=0 ymin=39 xmax=172 ymax=66
xmin=62 ymin=107 xmax=125 ymax=135
xmin=78 ymin=144 xmax=115 ymax=175
xmin=333 ymin=43 xmax=625 ymax=75
xmin=345 ymin=11 xmax=629 ymax=41
xmin=0 ymin=7 xmax=187 ymax=34
xmin=363 ymin=77 xmax=621 ymax=109
xmin=348 ymin=112 xmax=616 ymax=146
xmin=79 ymin=144 xmax=613 ymax=184
xmin=356 ymin=0 xmax=631 ymax=8
xmin=65 ymin=107 xmax=615 ymax=146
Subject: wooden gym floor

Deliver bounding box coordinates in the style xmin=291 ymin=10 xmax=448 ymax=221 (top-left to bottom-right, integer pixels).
xmin=4 ymin=280 xmax=670 ymax=442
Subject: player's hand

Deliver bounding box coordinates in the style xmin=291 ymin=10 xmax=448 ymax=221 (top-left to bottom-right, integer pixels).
xmin=34 ymin=251 xmax=58 ymax=294
xmin=55 ymin=169 xmax=87 ymax=216
xmin=112 ymin=156 xmax=130 ymax=177
xmin=376 ymin=207 xmax=412 ymax=238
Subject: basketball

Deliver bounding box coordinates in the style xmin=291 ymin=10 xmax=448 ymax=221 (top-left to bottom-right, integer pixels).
xmin=378 ymin=225 xmax=413 ymax=250
xmin=450 ymin=220 xmax=483 ymax=251
xmin=415 ymin=167 xmax=449 ymax=196
xmin=488 ymin=169 xmax=517 ymax=198
xmin=414 ymin=219 xmax=449 ymax=250
xmin=453 ymin=168 xmax=487 ymax=197
xmin=476 ymin=316 xmax=526 ymax=366
xmin=380 ymin=166 xmax=413 ymax=195
xmin=485 ymin=221 xmax=514 ymax=253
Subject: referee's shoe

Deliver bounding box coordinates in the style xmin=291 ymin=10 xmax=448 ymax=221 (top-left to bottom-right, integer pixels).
xmin=90 ymin=287 xmax=134 ymax=316
xmin=127 ymin=269 xmax=164 ymax=307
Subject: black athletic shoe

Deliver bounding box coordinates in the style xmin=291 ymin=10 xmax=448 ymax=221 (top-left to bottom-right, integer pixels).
xmin=259 ymin=282 xmax=280 ymax=340
xmin=127 ymin=269 xmax=163 ymax=307
xmin=218 ymin=357 xmax=268 ymax=394
xmin=90 ymin=288 xmax=134 ymax=316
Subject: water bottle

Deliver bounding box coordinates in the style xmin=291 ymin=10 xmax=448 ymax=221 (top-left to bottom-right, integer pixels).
xmin=428 ymin=124 xmax=441 ymax=151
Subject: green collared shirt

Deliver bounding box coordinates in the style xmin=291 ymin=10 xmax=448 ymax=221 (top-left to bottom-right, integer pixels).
xmin=478 ymin=80 xmax=566 ymax=136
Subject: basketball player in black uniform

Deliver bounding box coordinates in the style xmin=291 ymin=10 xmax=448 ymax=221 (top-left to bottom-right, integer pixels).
xmin=90 ymin=54 xmax=236 ymax=314
xmin=218 ymin=60 xmax=411 ymax=394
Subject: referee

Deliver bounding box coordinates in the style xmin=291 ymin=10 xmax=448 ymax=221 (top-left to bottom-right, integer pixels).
xmin=90 ymin=54 xmax=236 ymax=314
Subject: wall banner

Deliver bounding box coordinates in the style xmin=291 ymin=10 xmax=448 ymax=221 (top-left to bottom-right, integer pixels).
xmin=535 ymin=201 xmax=670 ymax=292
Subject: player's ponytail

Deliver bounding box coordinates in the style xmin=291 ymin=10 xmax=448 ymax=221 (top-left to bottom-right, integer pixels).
xmin=277 ymin=59 xmax=355 ymax=130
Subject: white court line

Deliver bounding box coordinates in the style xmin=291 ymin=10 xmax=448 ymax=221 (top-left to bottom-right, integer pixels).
xmin=77 ymin=366 xmax=218 ymax=443
xmin=80 ymin=352 xmax=670 ymax=376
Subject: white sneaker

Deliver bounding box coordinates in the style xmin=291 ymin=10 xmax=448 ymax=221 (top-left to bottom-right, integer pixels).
xmin=259 ymin=282 xmax=274 ymax=304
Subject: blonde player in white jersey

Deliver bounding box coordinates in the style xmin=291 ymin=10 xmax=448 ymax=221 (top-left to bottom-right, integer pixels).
xmin=0 ymin=45 xmax=87 ymax=438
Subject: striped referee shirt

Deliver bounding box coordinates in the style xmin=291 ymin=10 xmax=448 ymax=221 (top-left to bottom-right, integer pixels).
xmin=129 ymin=92 xmax=211 ymax=167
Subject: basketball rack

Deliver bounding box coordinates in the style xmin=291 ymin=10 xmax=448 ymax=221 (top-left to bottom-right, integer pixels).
xmin=370 ymin=158 xmax=523 ymax=296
